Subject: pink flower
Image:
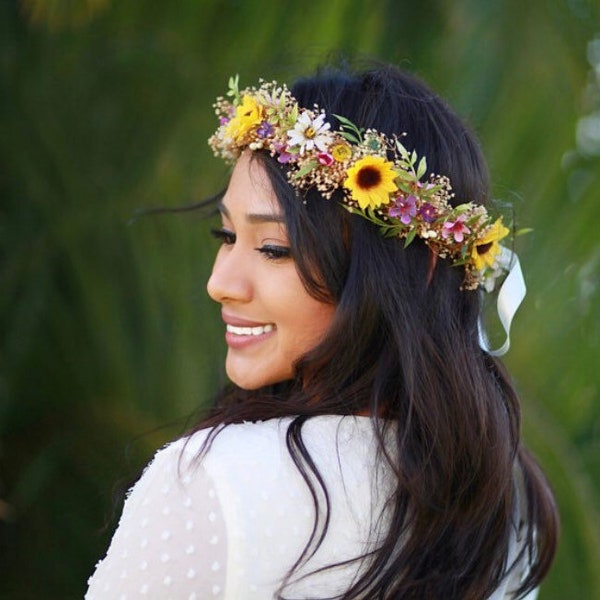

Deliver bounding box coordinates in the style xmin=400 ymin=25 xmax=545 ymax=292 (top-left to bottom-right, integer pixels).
xmin=389 ymin=195 xmax=417 ymax=225
xmin=441 ymin=215 xmax=471 ymax=243
xmin=317 ymin=152 xmax=334 ymax=166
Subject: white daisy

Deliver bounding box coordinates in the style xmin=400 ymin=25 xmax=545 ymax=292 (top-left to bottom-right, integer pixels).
xmin=287 ymin=112 xmax=332 ymax=155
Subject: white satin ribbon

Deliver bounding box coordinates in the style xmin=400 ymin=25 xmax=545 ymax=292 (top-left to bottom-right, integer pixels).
xmin=478 ymin=247 xmax=526 ymax=356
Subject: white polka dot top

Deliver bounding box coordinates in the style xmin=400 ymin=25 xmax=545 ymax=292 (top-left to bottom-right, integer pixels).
xmin=85 ymin=415 xmax=537 ymax=599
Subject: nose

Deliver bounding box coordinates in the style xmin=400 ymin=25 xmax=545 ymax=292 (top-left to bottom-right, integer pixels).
xmin=206 ymin=247 xmax=253 ymax=304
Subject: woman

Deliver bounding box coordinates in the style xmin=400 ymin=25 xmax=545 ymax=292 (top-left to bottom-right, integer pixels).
xmin=86 ymin=64 xmax=558 ymax=599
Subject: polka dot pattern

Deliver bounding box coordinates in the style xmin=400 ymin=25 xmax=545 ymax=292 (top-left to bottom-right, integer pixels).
xmin=86 ymin=416 xmax=527 ymax=599
xmin=86 ymin=437 xmax=227 ymax=599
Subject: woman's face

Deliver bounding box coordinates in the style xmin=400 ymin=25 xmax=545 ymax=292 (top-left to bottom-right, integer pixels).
xmin=207 ymin=152 xmax=335 ymax=390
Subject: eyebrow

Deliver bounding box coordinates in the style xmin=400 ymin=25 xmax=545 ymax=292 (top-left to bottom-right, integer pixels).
xmin=217 ymin=201 xmax=286 ymax=224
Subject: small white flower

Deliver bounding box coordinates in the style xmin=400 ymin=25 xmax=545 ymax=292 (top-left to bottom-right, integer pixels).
xmin=287 ymin=112 xmax=332 ymax=155
xmin=482 ymin=267 xmax=502 ymax=293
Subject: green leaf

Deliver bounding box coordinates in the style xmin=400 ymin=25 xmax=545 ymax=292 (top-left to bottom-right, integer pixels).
xmin=395 ymin=169 xmax=414 ymax=182
xmin=334 ymin=113 xmax=360 ymax=129
xmin=333 ymin=113 xmax=364 ymax=143
xmin=454 ymin=203 xmax=472 ymax=214
xmin=293 ymin=159 xmax=319 ymax=178
xmin=339 ymin=130 xmax=361 ymax=144
xmin=396 ymin=140 xmax=410 ymax=159
xmin=515 ymin=227 xmax=534 ymax=236
xmin=416 ymin=156 xmax=427 ymax=180
xmin=227 ymin=74 xmax=240 ymax=101
xmin=404 ymin=228 xmax=417 ymax=247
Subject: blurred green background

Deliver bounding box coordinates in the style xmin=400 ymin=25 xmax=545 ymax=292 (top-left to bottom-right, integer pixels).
xmin=1 ymin=0 xmax=599 ymax=598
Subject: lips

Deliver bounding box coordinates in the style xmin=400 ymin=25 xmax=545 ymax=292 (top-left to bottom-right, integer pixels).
xmin=222 ymin=312 xmax=276 ymax=347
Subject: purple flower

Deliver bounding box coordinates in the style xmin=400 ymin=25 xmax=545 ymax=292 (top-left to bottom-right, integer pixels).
xmin=273 ymin=143 xmax=295 ymax=164
xmin=219 ymin=117 xmax=230 ymax=126
xmin=389 ymin=195 xmax=417 ymax=225
xmin=277 ymin=152 xmax=294 ymax=164
xmin=317 ymin=152 xmax=334 ymax=166
xmin=419 ymin=202 xmax=437 ymax=223
xmin=257 ymin=120 xmax=274 ymax=138
xmin=441 ymin=215 xmax=471 ymax=243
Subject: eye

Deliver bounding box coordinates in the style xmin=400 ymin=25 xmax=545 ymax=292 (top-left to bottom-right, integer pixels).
xmin=256 ymin=244 xmax=291 ymax=261
xmin=210 ymin=227 xmax=236 ymax=245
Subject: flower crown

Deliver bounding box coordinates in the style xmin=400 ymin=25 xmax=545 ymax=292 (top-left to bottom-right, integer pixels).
xmin=208 ymin=76 xmax=510 ymax=290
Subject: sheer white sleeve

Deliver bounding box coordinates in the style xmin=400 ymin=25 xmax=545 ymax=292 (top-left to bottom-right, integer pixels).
xmin=86 ymin=437 xmax=227 ymax=599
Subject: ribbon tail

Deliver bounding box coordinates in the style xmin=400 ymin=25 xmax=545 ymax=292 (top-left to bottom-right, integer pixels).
xmin=478 ymin=247 xmax=527 ymax=357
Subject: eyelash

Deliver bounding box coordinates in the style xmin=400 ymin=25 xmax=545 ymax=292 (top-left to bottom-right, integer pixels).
xmin=210 ymin=227 xmax=235 ymax=245
xmin=257 ymin=245 xmax=291 ymax=261
xmin=210 ymin=228 xmax=291 ymax=261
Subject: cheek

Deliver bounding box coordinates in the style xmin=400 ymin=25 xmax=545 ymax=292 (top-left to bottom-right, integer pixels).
xmin=282 ymin=301 xmax=335 ymax=356
xmin=271 ymin=265 xmax=336 ymax=354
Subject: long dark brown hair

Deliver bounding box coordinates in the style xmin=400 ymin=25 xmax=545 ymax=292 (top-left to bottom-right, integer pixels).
xmin=192 ymin=64 xmax=558 ymax=599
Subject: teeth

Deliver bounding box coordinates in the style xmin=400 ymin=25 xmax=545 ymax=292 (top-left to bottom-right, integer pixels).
xmin=227 ymin=324 xmax=274 ymax=336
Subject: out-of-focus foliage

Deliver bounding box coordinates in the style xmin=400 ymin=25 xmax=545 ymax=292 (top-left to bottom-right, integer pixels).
xmin=1 ymin=0 xmax=598 ymax=597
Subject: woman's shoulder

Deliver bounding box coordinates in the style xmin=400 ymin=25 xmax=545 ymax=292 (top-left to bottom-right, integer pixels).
xmin=129 ymin=414 xmax=380 ymax=525
xmin=146 ymin=415 xmax=374 ymax=496
xmin=171 ymin=414 xmax=375 ymax=473
xmin=178 ymin=417 xmax=294 ymax=457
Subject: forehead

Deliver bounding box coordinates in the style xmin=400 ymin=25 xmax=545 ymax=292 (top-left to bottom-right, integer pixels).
xmin=221 ymin=152 xmax=282 ymax=217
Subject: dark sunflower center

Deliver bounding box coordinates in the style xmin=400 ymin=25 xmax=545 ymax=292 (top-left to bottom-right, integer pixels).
xmin=476 ymin=242 xmax=493 ymax=255
xmin=357 ymin=166 xmax=381 ymax=189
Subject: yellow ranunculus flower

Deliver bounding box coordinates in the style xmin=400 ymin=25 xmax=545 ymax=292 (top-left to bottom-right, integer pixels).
xmin=343 ymin=156 xmax=398 ymax=210
xmin=331 ymin=143 xmax=352 ymax=162
xmin=471 ymin=218 xmax=509 ymax=270
xmin=226 ymin=95 xmax=263 ymax=142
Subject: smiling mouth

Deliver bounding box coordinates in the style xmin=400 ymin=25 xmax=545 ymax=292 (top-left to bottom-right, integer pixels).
xmin=226 ymin=324 xmax=275 ymax=336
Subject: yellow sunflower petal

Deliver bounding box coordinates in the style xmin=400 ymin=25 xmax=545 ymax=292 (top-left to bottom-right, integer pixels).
xmin=226 ymin=95 xmax=263 ymax=142
xmin=472 ymin=218 xmax=510 ymax=270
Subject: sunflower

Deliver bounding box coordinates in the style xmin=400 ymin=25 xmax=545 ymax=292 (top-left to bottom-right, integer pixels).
xmin=343 ymin=156 xmax=398 ymax=210
xmin=226 ymin=95 xmax=263 ymax=143
xmin=471 ymin=218 xmax=509 ymax=271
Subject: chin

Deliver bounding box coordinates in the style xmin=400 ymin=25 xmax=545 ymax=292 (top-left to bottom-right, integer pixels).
xmin=226 ymin=369 xmax=293 ymax=391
